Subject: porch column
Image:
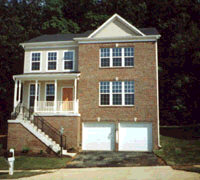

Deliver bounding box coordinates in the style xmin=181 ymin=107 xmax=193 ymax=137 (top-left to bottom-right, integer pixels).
xmin=54 ymin=79 xmax=57 ymax=111
xmin=13 ymin=80 xmax=18 ymax=110
xmin=34 ymin=80 xmax=38 ymax=112
xmin=18 ymin=80 xmax=22 ymax=104
xmin=74 ymin=78 xmax=78 ymax=113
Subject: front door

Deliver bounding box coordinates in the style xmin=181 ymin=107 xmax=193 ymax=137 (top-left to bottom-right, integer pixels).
xmin=62 ymin=88 xmax=73 ymax=111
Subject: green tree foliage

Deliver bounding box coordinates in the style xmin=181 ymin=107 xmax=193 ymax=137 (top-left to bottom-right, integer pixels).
xmin=0 ymin=0 xmax=200 ymax=128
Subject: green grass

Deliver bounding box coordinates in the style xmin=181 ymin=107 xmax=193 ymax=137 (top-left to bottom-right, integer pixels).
xmin=0 ymin=156 xmax=71 ymax=170
xmin=154 ymin=135 xmax=200 ymax=166
xmin=0 ymin=171 xmax=50 ymax=179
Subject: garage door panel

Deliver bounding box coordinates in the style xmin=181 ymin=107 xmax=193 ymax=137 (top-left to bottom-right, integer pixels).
xmin=82 ymin=123 xmax=115 ymax=151
xmin=119 ymin=123 xmax=152 ymax=152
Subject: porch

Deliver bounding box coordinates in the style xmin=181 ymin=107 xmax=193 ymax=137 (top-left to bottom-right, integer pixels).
xmin=13 ymin=73 xmax=80 ymax=116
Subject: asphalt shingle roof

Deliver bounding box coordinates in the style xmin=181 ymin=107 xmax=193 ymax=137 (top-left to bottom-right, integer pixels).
xmin=26 ymin=28 xmax=159 ymax=43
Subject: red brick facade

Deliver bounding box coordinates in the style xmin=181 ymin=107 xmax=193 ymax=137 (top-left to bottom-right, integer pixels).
xmin=78 ymin=42 xmax=158 ymax=149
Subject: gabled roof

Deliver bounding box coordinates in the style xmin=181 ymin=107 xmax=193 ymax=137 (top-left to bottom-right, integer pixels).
xmin=88 ymin=13 xmax=145 ymax=38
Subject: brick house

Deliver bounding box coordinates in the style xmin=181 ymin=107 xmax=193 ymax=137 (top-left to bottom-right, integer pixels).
xmin=7 ymin=14 xmax=161 ymax=154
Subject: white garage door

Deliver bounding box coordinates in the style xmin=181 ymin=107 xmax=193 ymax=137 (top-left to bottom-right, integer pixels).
xmin=119 ymin=123 xmax=152 ymax=152
xmin=82 ymin=123 xmax=115 ymax=151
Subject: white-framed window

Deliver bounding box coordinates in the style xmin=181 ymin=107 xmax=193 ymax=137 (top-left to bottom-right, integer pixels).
xmin=63 ymin=51 xmax=74 ymax=71
xmin=29 ymin=84 xmax=40 ymax=107
xmin=47 ymin=52 xmax=57 ymax=70
xmin=31 ymin=52 xmax=41 ymax=71
xmin=46 ymin=84 xmax=55 ymax=101
xmin=100 ymin=47 xmax=134 ymax=68
xmin=100 ymin=81 xmax=134 ymax=106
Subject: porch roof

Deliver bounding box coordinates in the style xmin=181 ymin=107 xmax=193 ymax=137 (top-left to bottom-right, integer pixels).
xmin=13 ymin=72 xmax=80 ymax=81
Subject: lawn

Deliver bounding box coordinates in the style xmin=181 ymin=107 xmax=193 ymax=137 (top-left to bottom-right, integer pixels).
xmin=154 ymin=126 xmax=200 ymax=166
xmin=0 ymin=156 xmax=71 ymax=170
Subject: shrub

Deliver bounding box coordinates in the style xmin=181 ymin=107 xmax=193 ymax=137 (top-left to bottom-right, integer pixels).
xmin=21 ymin=147 xmax=30 ymax=154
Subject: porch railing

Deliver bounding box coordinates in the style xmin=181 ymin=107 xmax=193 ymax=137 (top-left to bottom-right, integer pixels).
xmin=35 ymin=100 xmax=79 ymax=113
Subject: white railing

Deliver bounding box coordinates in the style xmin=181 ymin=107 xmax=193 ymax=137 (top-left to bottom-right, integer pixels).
xmin=35 ymin=100 xmax=79 ymax=113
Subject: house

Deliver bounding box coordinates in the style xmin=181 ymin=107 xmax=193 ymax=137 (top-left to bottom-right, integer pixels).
xmin=7 ymin=14 xmax=161 ymax=154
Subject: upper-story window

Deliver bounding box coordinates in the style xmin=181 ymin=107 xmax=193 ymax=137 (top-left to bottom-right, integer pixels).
xmin=31 ymin=52 xmax=41 ymax=71
xmin=47 ymin=52 xmax=57 ymax=70
xmin=100 ymin=81 xmax=134 ymax=106
xmin=100 ymin=47 xmax=134 ymax=68
xmin=63 ymin=51 xmax=74 ymax=71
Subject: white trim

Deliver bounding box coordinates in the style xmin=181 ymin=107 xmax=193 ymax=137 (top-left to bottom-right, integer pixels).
xmin=62 ymin=50 xmax=75 ymax=72
xmin=8 ymin=119 xmax=21 ymax=123
xmin=54 ymin=80 xmax=57 ymax=111
xmin=88 ymin=14 xmax=145 ymax=38
xmin=46 ymin=51 xmax=58 ymax=72
xmin=30 ymin=51 xmax=42 ymax=72
xmin=34 ymin=113 xmax=81 ymax=117
xmin=24 ymin=45 xmax=78 ymax=50
xmin=28 ymin=82 xmax=40 ymax=108
xmin=155 ymin=41 xmax=161 ymax=147
xmin=13 ymin=80 xmax=18 ymax=110
xmin=13 ymin=73 xmax=80 ymax=81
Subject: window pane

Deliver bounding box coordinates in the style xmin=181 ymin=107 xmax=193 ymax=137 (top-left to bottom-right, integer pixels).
xmin=32 ymin=62 xmax=40 ymax=70
xmin=125 ymin=57 xmax=134 ymax=66
xmin=125 ymin=47 xmax=134 ymax=56
xmin=125 ymin=94 xmax=134 ymax=105
xmin=100 ymin=94 xmax=110 ymax=105
xmin=64 ymin=52 xmax=73 ymax=60
xmin=100 ymin=82 xmax=110 ymax=93
xmin=46 ymin=84 xmax=54 ymax=95
xmin=64 ymin=61 xmax=73 ymax=70
xmin=113 ymin=48 xmax=122 ymax=56
xmin=113 ymin=94 xmax=122 ymax=105
xmin=30 ymin=85 xmax=35 ymax=96
xmin=101 ymin=48 xmax=110 ymax=57
xmin=48 ymin=62 xmax=56 ymax=70
xmin=125 ymin=81 xmax=134 ymax=93
xmin=101 ymin=58 xmax=110 ymax=67
xmin=112 ymin=82 xmax=122 ymax=93
xmin=46 ymin=96 xmax=54 ymax=101
xmin=113 ymin=58 xmax=122 ymax=66
xmin=32 ymin=53 xmax=40 ymax=61
xmin=30 ymin=96 xmax=35 ymax=107
xmin=48 ymin=52 xmax=57 ymax=61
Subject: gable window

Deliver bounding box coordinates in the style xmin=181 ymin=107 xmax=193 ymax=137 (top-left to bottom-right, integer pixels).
xmin=64 ymin=51 xmax=74 ymax=70
xmin=100 ymin=81 xmax=134 ymax=106
xmin=100 ymin=47 xmax=134 ymax=68
xmin=46 ymin=84 xmax=55 ymax=101
xmin=47 ymin=52 xmax=57 ymax=70
xmin=31 ymin=53 xmax=41 ymax=71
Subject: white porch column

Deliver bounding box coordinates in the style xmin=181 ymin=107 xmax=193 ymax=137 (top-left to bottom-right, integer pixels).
xmin=34 ymin=80 xmax=38 ymax=112
xmin=18 ymin=80 xmax=22 ymax=104
xmin=54 ymin=79 xmax=57 ymax=111
xmin=74 ymin=78 xmax=78 ymax=113
xmin=13 ymin=80 xmax=18 ymax=110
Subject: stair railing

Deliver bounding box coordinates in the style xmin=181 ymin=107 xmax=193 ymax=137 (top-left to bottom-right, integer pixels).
xmin=22 ymin=106 xmax=67 ymax=150
xmin=11 ymin=102 xmax=21 ymax=119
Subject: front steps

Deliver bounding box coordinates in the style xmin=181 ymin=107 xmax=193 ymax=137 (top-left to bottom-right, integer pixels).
xmin=10 ymin=118 xmax=76 ymax=157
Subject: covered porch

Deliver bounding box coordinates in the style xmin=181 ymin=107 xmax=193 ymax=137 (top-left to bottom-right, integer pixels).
xmin=13 ymin=73 xmax=80 ymax=116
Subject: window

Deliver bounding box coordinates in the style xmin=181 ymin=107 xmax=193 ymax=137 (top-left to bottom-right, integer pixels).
xmin=46 ymin=84 xmax=55 ymax=101
xmin=29 ymin=84 xmax=40 ymax=107
xmin=100 ymin=48 xmax=110 ymax=67
xmin=100 ymin=81 xmax=134 ymax=106
xmin=31 ymin=53 xmax=40 ymax=71
xmin=100 ymin=82 xmax=110 ymax=105
xmin=64 ymin=51 xmax=74 ymax=70
xmin=100 ymin=47 xmax=134 ymax=67
xmin=47 ymin=52 xmax=57 ymax=70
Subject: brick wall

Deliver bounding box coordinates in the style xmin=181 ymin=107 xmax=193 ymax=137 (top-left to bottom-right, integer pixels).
xmin=78 ymin=42 xmax=159 ymax=149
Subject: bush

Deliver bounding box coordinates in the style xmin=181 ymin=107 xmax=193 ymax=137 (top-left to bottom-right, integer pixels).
xmin=21 ymin=147 xmax=30 ymax=154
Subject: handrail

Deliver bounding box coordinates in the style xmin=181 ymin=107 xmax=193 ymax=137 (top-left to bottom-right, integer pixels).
xmin=11 ymin=102 xmax=21 ymax=119
xmin=22 ymin=106 xmax=67 ymax=150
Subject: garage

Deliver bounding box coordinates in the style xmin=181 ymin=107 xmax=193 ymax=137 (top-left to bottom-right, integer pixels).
xmin=82 ymin=123 xmax=115 ymax=151
xmin=118 ymin=123 xmax=152 ymax=152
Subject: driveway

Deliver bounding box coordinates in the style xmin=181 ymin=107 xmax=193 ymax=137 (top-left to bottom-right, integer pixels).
xmin=19 ymin=167 xmax=200 ymax=180
xmin=66 ymin=151 xmax=165 ymax=168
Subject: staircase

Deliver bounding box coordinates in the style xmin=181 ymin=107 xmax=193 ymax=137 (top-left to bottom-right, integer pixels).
xmin=12 ymin=104 xmax=75 ymax=156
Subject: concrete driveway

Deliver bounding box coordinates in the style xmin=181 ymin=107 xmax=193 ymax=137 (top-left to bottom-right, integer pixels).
xmin=66 ymin=151 xmax=165 ymax=168
xmin=19 ymin=167 xmax=200 ymax=180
